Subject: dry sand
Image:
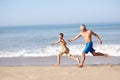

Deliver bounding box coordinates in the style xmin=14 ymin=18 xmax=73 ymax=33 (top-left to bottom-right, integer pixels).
xmin=0 ymin=65 xmax=120 ymax=80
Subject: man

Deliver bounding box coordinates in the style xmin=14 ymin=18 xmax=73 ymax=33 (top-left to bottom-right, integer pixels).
xmin=68 ymin=24 xmax=108 ymax=67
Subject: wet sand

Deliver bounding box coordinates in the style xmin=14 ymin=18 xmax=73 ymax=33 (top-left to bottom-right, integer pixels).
xmin=0 ymin=56 xmax=120 ymax=66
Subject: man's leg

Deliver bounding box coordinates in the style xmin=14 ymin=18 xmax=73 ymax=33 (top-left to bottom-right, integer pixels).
xmin=92 ymin=51 xmax=108 ymax=57
xmin=78 ymin=52 xmax=86 ymax=67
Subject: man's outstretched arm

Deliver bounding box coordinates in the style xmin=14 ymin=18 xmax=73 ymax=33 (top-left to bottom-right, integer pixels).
xmin=67 ymin=33 xmax=81 ymax=42
xmin=92 ymin=31 xmax=102 ymax=44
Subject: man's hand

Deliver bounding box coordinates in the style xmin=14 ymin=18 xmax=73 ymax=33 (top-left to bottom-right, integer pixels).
xmin=67 ymin=33 xmax=81 ymax=43
xmin=67 ymin=40 xmax=72 ymax=43
xmin=99 ymin=40 xmax=102 ymax=44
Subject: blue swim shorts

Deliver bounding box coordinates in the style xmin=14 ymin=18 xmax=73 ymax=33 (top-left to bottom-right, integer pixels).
xmin=83 ymin=41 xmax=95 ymax=54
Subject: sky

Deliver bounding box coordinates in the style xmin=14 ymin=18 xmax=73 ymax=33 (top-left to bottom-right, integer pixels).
xmin=0 ymin=0 xmax=120 ymax=26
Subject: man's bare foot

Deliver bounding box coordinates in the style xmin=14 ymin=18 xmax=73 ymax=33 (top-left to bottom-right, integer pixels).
xmin=77 ymin=64 xmax=83 ymax=68
xmin=54 ymin=63 xmax=60 ymax=66
xmin=104 ymin=54 xmax=109 ymax=57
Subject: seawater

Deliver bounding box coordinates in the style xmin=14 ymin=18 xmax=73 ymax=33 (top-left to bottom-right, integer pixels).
xmin=0 ymin=23 xmax=120 ymax=57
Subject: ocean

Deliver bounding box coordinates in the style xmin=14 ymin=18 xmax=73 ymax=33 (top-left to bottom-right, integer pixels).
xmin=0 ymin=23 xmax=120 ymax=57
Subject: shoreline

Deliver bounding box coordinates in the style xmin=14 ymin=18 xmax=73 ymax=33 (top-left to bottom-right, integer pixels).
xmin=0 ymin=56 xmax=120 ymax=66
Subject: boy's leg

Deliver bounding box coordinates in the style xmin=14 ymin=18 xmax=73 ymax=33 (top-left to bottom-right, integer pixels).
xmin=67 ymin=54 xmax=80 ymax=64
xmin=58 ymin=54 xmax=61 ymax=65
xmin=54 ymin=52 xmax=62 ymax=66
xmin=78 ymin=52 xmax=86 ymax=67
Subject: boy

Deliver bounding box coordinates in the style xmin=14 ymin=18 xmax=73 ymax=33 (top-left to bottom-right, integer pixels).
xmin=51 ymin=33 xmax=80 ymax=66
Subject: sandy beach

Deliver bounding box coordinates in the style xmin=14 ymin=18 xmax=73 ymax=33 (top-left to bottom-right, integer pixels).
xmin=0 ymin=0 xmax=120 ymax=80
xmin=0 ymin=65 xmax=120 ymax=80
xmin=0 ymin=56 xmax=120 ymax=80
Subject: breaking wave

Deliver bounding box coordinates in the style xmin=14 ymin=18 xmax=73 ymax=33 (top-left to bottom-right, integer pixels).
xmin=0 ymin=44 xmax=120 ymax=57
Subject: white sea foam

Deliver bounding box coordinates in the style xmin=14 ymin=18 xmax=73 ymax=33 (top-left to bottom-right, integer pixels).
xmin=0 ymin=44 xmax=120 ymax=57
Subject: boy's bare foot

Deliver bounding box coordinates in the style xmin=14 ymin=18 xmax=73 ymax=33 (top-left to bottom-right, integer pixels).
xmin=75 ymin=64 xmax=79 ymax=66
xmin=76 ymin=58 xmax=80 ymax=64
xmin=54 ymin=63 xmax=60 ymax=66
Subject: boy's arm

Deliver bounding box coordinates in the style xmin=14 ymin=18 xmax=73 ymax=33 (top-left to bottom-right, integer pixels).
xmin=92 ymin=31 xmax=102 ymax=44
xmin=51 ymin=40 xmax=59 ymax=45
xmin=67 ymin=32 xmax=81 ymax=42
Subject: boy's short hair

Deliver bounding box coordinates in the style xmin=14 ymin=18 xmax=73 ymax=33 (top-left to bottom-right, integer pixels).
xmin=59 ymin=33 xmax=64 ymax=37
